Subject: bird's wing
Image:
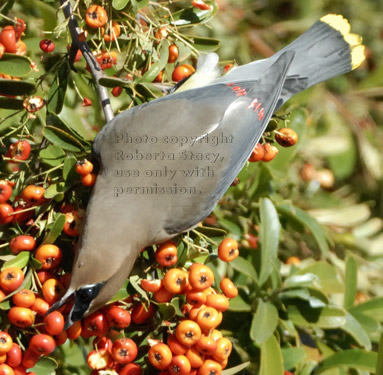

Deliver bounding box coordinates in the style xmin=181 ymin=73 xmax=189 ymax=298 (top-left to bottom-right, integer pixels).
xmin=92 ymin=51 xmax=294 ymax=241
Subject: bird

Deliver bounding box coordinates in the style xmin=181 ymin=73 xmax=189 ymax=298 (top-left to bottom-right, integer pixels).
xmin=49 ymin=14 xmax=365 ymax=327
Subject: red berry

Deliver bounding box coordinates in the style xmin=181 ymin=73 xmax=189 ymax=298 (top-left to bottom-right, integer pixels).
xmin=39 ymin=39 xmax=55 ymax=53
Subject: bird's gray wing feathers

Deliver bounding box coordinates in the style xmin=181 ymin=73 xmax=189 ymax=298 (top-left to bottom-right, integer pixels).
xmin=92 ymin=51 xmax=294 ymax=241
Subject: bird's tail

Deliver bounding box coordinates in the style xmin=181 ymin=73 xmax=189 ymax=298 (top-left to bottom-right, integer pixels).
xmin=213 ymin=14 xmax=365 ymax=105
xmin=277 ymin=14 xmax=365 ymax=103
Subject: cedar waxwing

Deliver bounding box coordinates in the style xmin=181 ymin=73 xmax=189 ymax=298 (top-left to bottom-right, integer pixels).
xmin=49 ymin=14 xmax=365 ymax=327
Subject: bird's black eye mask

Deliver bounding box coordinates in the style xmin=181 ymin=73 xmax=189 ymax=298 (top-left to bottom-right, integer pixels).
xmin=65 ymin=281 xmax=106 ymax=328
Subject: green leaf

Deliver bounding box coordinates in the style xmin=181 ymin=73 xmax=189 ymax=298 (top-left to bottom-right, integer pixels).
xmin=228 ymin=293 xmax=251 ymax=312
xmin=1 ymin=251 xmax=30 ymax=271
xmin=222 ymin=362 xmax=250 ymax=375
xmin=279 ymin=288 xmax=327 ymax=308
xmin=63 ymin=157 xmax=77 ymax=181
xmin=230 ymin=256 xmax=258 ymax=283
xmin=0 ymin=0 xmax=15 ymax=14
xmin=282 ymin=347 xmax=306 ymax=371
xmin=217 ymin=218 xmax=242 ymax=239
xmin=129 ymin=275 xmax=150 ymax=302
xmin=259 ymin=335 xmax=284 ymax=375
xmin=341 ymin=313 xmax=371 ymax=350
xmin=43 ymin=125 xmax=83 ymax=152
xmin=277 ymin=203 xmax=330 ymax=256
xmin=250 ymin=300 xmax=279 ymax=344
xmin=376 ymin=332 xmax=383 ymax=375
xmin=44 ymin=182 xmax=67 ymax=199
xmin=0 ymin=79 xmax=35 ymax=96
xmin=42 ymin=213 xmax=66 ymax=245
xmin=139 ymin=41 xmax=169 ymax=83
xmin=46 ymin=112 xmax=91 ymax=145
xmin=294 ymin=262 xmax=344 ymax=294
xmin=0 ymin=54 xmax=32 ymax=76
xmin=0 ymin=97 xmax=24 ymax=110
xmin=194 ymin=226 xmax=227 ymax=237
xmin=170 ymin=3 xmax=218 ymax=26
xmin=284 ymin=273 xmax=321 ymax=289
xmin=349 ymin=297 xmax=383 ymax=322
xmin=156 ymin=302 xmax=177 ymax=321
xmin=187 ymin=36 xmax=221 ymax=52
xmin=131 ymin=0 xmax=149 ymax=11
xmin=47 ymin=63 xmax=69 ymax=115
xmin=112 ymin=0 xmax=129 ymax=10
xmin=350 ymin=311 xmax=380 ymax=334
xmin=344 ymin=256 xmax=357 ymax=309
xmin=287 ymin=303 xmax=346 ymax=328
xmin=99 ymin=76 xmax=130 ymax=88
xmin=39 ymin=145 xmax=66 ymax=167
xmin=316 ymin=349 xmax=377 ymax=373
xmin=259 ymin=198 xmax=280 ymax=285
xmin=30 ymin=357 xmax=58 ymax=375
xmin=0 ymin=299 xmax=11 ymax=310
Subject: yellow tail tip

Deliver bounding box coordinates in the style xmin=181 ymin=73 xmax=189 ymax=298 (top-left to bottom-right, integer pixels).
xmin=320 ymin=14 xmax=366 ymax=69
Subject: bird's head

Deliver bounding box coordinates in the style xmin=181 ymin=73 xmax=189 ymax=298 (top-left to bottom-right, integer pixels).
xmin=47 ymin=257 xmax=133 ymax=328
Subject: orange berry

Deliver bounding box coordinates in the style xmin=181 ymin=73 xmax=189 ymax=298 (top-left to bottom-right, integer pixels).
xmin=0 ymin=363 xmax=15 ymax=375
xmin=209 ymin=330 xmax=223 ymax=341
xmin=275 ymin=128 xmax=298 ymax=147
xmin=176 ymin=320 xmax=201 ymax=347
xmin=198 ymin=359 xmax=222 ymax=375
xmin=102 ymin=21 xmax=121 ymax=42
xmin=168 ymin=45 xmax=179 ymax=63
xmin=163 ymin=269 xmax=188 ymax=294
xmin=0 ymin=332 xmax=12 ymax=356
xmin=0 ymin=267 xmax=24 ymax=292
xmin=212 ymin=337 xmax=232 ymax=361
xmin=168 ymin=355 xmax=191 ymax=375
xmin=35 ymin=244 xmax=62 ymax=270
xmin=189 ymin=265 xmax=214 ymax=291
xmin=31 ymin=297 xmax=50 ymax=316
xmin=9 ymin=235 xmax=36 ymax=254
xmin=42 ymin=279 xmax=65 ymax=305
xmin=81 ymin=173 xmax=97 ymax=186
xmin=195 ymin=336 xmax=217 ymax=355
xmin=21 ymin=185 xmax=45 ymax=205
xmin=8 ymin=307 xmax=34 ymax=328
xmin=66 ymin=320 xmax=82 ymax=340
xmin=75 ymin=159 xmax=93 ymax=176
xmin=155 ymin=241 xmax=178 ymax=267
xmin=219 ymin=278 xmax=238 ymax=299
xmin=154 ymin=287 xmax=174 ymax=303
xmin=248 ymin=143 xmax=265 ymax=162
xmin=85 ymin=5 xmax=108 ymax=29
xmin=140 ymin=279 xmax=163 ymax=293
xmin=167 ymin=334 xmax=187 ymax=356
xmin=172 ymin=65 xmax=195 ymax=82
xmin=131 ymin=303 xmax=155 ymax=324
xmin=185 ymin=346 xmax=204 ymax=368
xmin=286 ymin=256 xmax=300 ymax=265
xmin=12 ymin=289 xmax=35 ymax=308
xmin=262 ymin=144 xmax=278 ymax=162
xmin=205 ymin=294 xmax=229 ymax=312
xmin=148 ymin=343 xmax=172 ymax=370
xmin=218 ymin=238 xmax=239 ymax=262
xmin=196 ymin=307 xmax=221 ymax=330
xmin=186 ymin=290 xmax=207 ymax=308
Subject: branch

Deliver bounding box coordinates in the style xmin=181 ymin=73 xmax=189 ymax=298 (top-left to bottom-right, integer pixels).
xmin=59 ymin=0 xmax=114 ymax=123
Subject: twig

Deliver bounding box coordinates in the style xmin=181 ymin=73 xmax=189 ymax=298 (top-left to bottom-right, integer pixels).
xmin=59 ymin=0 xmax=114 ymax=123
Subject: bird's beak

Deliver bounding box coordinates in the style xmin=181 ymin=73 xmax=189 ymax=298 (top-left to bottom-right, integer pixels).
xmin=46 ymin=282 xmax=106 ymax=329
